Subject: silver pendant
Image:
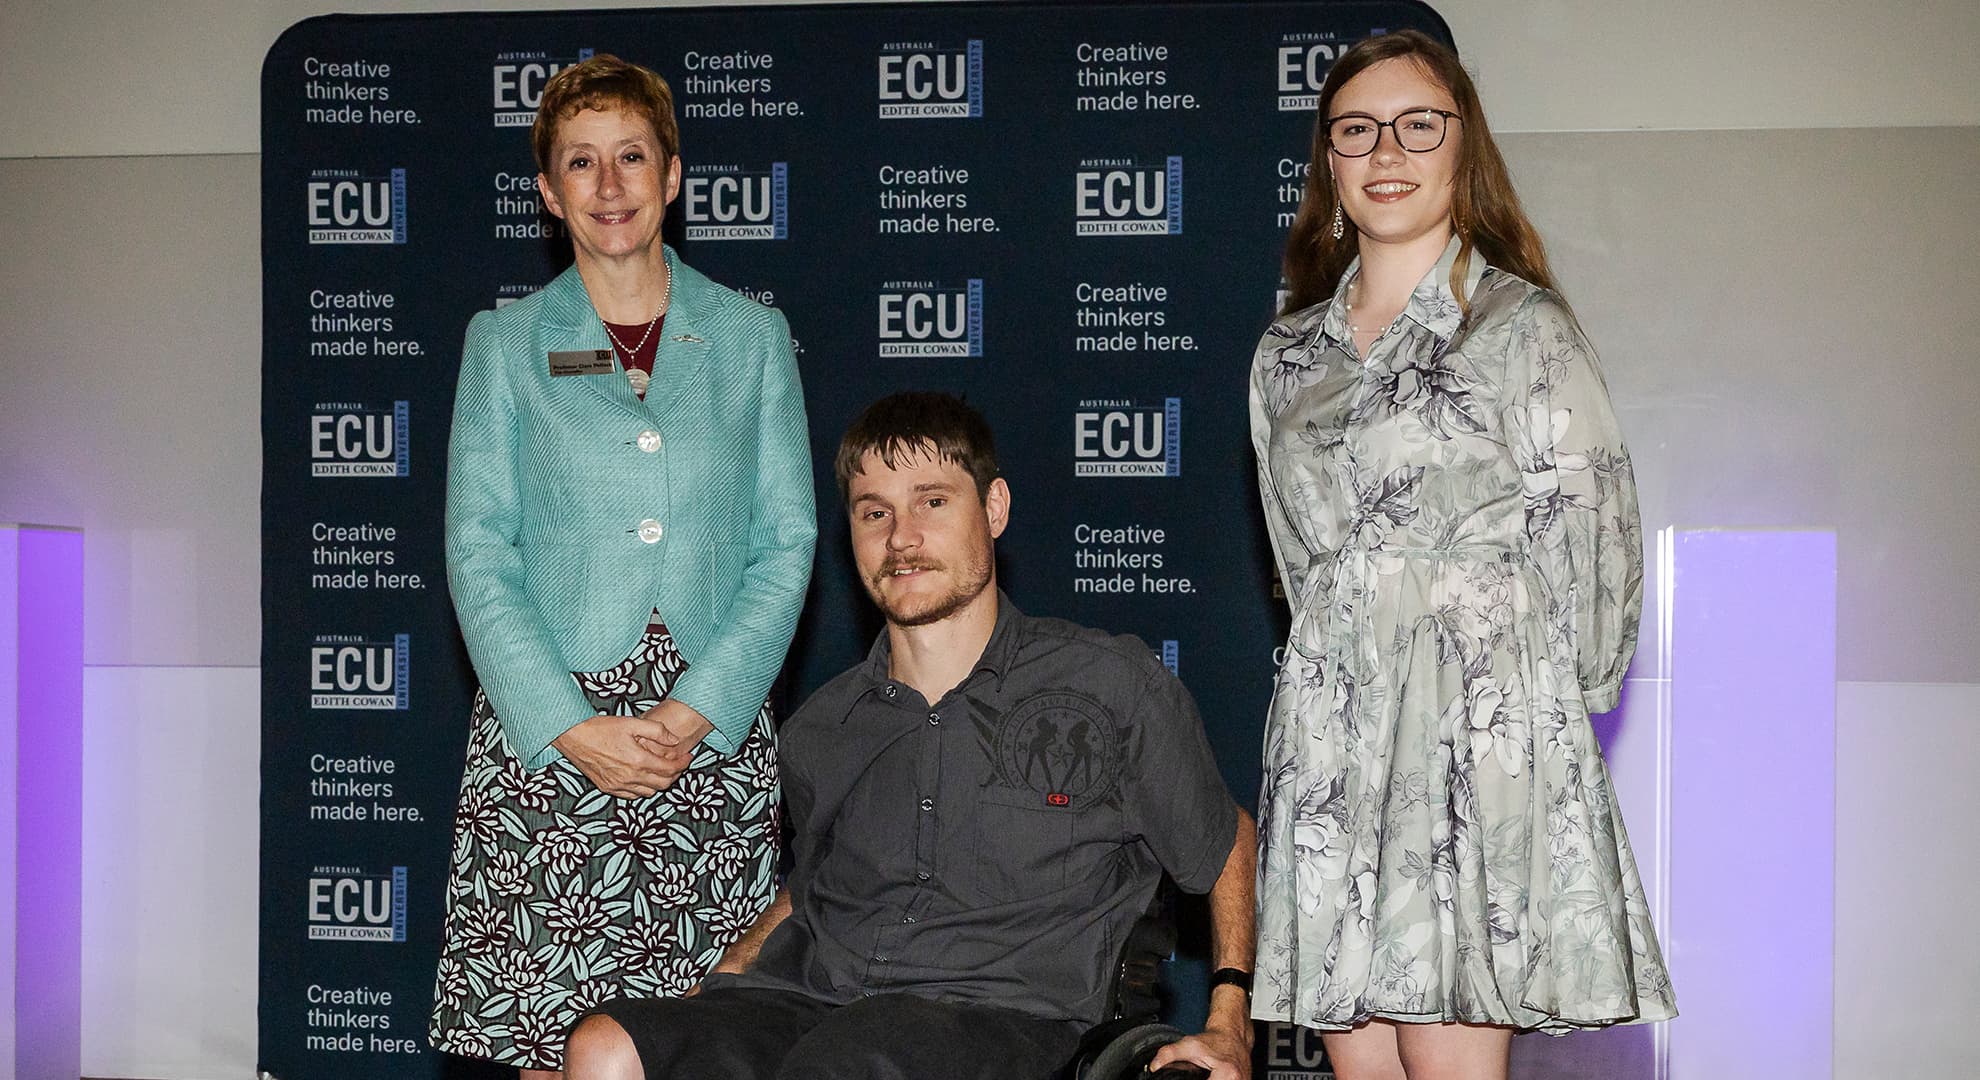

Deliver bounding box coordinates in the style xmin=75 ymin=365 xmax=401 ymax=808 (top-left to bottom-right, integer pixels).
xmin=627 ymin=368 xmax=650 ymax=395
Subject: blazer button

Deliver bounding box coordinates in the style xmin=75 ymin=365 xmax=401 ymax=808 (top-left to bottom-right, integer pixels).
xmin=636 ymin=519 xmax=664 ymax=544
xmin=637 ymin=430 xmax=662 ymax=453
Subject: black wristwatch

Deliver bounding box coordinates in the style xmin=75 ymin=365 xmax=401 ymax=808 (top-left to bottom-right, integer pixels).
xmin=1208 ymin=967 xmax=1253 ymax=996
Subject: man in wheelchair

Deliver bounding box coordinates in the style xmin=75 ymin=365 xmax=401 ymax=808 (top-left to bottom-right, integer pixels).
xmin=567 ymin=394 xmax=1256 ymax=1080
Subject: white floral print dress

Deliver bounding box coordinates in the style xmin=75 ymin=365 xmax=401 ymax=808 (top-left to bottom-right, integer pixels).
xmin=1249 ymin=239 xmax=1675 ymax=1033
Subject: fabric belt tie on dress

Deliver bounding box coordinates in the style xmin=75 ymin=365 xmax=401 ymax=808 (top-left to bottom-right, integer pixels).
xmin=1295 ymin=546 xmax=1527 ymax=671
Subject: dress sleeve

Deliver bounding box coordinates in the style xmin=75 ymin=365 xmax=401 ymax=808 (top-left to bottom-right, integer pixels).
xmin=444 ymin=310 xmax=598 ymax=769
xmin=1249 ymin=347 xmax=1308 ymax=616
xmin=664 ymin=307 xmax=818 ymax=756
xmin=1507 ymin=293 xmax=1644 ymax=714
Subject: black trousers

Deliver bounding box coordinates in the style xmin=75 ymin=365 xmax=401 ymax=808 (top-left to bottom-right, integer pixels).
xmin=587 ymin=984 xmax=1083 ymax=1080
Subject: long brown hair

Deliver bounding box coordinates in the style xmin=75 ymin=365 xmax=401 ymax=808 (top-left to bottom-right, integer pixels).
xmin=1280 ymin=30 xmax=1555 ymax=316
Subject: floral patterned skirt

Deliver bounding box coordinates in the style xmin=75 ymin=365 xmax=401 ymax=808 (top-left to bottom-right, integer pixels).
xmin=428 ymin=617 xmax=780 ymax=1068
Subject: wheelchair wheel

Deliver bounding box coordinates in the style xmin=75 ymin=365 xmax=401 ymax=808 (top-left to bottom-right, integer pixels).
xmin=1078 ymin=1022 xmax=1189 ymax=1080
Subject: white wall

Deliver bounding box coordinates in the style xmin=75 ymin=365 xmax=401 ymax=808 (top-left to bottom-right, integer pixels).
xmin=1 ymin=3 xmax=1976 ymax=1078
xmin=1834 ymin=682 xmax=1980 ymax=1080
xmin=0 ymin=151 xmax=264 ymax=1079
xmin=80 ymin=669 xmax=259 ymax=1077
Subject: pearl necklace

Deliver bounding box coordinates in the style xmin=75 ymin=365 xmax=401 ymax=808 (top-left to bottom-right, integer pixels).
xmin=1343 ymin=277 xmax=1392 ymax=342
xmin=600 ymin=264 xmax=672 ymax=396
xmin=1343 ymin=278 xmax=1370 ymax=337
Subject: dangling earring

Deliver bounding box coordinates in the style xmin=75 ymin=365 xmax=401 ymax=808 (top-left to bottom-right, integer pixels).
xmin=1330 ymin=204 xmax=1345 ymax=241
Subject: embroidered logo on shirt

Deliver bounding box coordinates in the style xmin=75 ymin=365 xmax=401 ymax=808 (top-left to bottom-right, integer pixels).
xmin=988 ymin=689 xmax=1120 ymax=806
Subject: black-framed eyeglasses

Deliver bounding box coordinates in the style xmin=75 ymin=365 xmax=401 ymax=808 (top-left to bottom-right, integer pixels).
xmin=1325 ymin=108 xmax=1460 ymax=157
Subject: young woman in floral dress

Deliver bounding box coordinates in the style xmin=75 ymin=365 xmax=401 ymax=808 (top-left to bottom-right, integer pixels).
xmin=1250 ymin=30 xmax=1676 ymax=1079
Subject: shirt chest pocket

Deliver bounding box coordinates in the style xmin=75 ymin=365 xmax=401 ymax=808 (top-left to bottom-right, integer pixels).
xmin=968 ymin=785 xmax=1089 ymax=905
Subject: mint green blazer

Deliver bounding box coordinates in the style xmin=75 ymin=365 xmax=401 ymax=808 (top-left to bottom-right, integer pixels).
xmin=445 ymin=247 xmax=816 ymax=767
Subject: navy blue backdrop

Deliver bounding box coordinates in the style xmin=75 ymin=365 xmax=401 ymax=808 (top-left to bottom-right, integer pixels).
xmin=259 ymin=3 xmax=1451 ymax=1077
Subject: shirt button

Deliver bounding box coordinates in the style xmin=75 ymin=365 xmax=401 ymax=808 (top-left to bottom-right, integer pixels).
xmin=903 ymin=915 xmax=916 ymax=924
xmin=919 ymin=798 xmax=934 ymax=812
xmin=927 ymin=711 xmax=941 ymax=726
xmin=636 ymin=430 xmax=662 ymax=453
xmin=884 ymin=685 xmax=898 ymax=699
xmin=636 ymin=519 xmax=663 ymax=544
xmin=873 ymin=955 xmax=889 ymax=963
xmin=915 ymin=871 xmax=930 ymax=882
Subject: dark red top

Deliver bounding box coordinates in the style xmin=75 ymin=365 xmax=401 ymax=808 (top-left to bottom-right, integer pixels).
xmin=603 ymin=314 xmax=665 ymax=398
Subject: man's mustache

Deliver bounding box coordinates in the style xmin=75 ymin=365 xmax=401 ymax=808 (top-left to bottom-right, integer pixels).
xmin=874 ymin=559 xmax=943 ymax=580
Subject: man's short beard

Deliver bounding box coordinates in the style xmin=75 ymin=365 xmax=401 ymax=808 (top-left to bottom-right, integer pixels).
xmin=868 ymin=552 xmax=993 ymax=628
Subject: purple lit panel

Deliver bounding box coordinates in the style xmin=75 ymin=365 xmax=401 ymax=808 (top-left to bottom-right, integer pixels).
xmin=8 ymin=526 xmax=83 ymax=1080
xmin=1670 ymin=529 xmax=1835 ymax=1078
xmin=0 ymin=528 xmax=16 ymax=1065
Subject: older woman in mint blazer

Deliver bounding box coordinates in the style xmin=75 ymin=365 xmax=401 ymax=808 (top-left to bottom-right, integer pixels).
xmin=429 ymin=56 xmax=814 ymax=1076
xmin=446 ymin=245 xmax=812 ymax=771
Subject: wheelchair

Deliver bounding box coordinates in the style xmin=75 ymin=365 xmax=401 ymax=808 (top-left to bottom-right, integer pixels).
xmin=1059 ymin=885 xmax=1212 ymax=1080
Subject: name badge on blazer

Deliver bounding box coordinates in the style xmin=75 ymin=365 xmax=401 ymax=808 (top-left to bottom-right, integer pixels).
xmin=548 ymin=349 xmax=616 ymax=376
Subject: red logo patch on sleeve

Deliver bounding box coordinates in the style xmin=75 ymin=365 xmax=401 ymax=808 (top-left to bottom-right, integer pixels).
xmin=1046 ymin=792 xmax=1071 ymax=807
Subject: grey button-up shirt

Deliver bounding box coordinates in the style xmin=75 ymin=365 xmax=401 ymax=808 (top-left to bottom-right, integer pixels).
xmin=725 ymin=595 xmax=1240 ymax=1024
